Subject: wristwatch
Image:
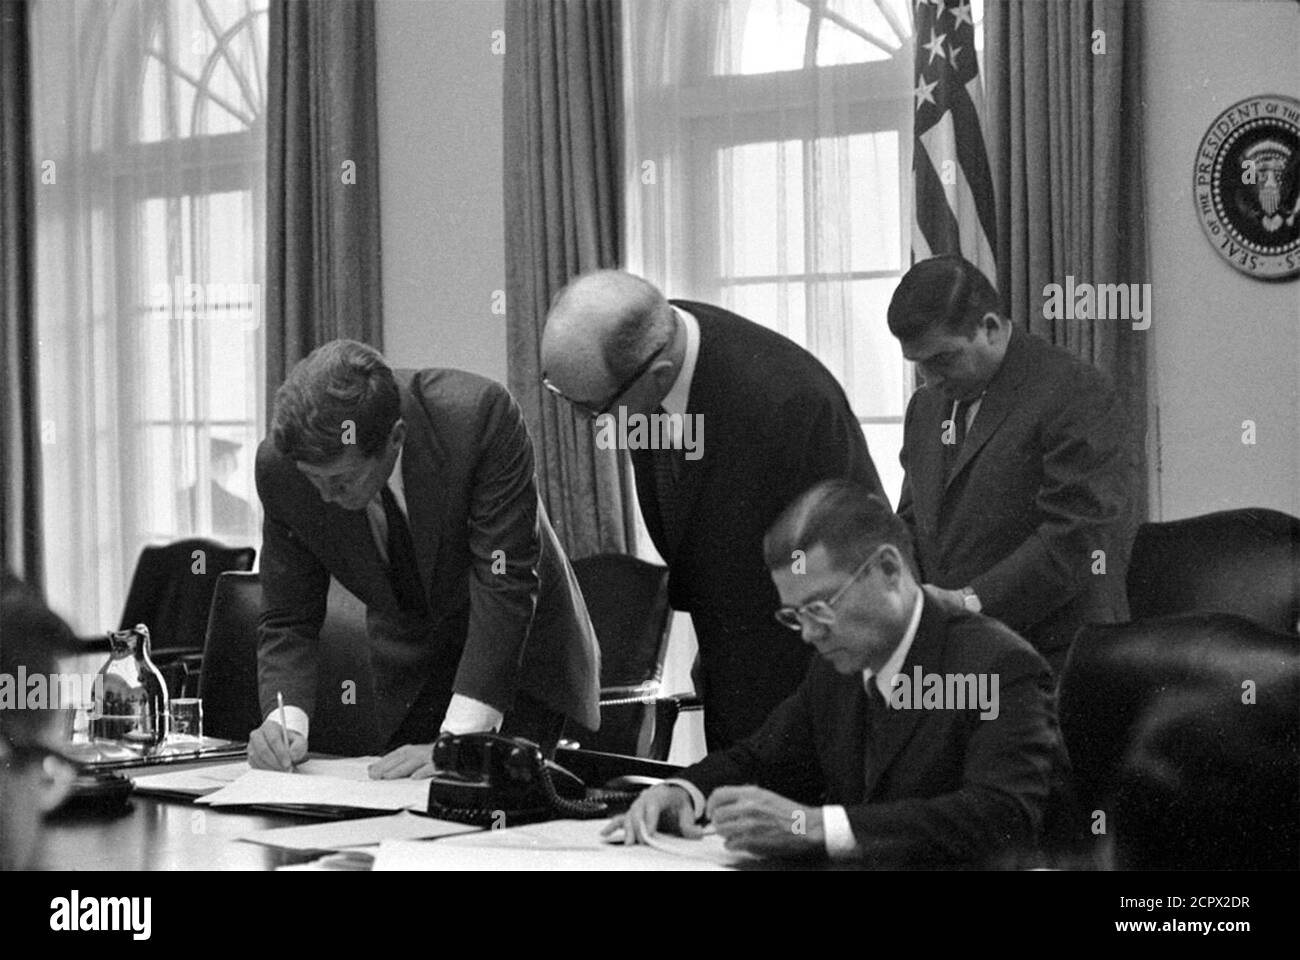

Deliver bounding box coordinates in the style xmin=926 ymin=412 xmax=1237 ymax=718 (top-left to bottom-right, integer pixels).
xmin=959 ymin=586 xmax=982 ymax=613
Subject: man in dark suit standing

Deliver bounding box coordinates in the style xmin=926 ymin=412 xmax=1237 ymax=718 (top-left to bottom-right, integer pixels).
xmin=888 ymin=255 xmax=1131 ymax=676
xmin=540 ymin=271 xmax=883 ymax=749
xmin=248 ymin=340 xmax=600 ymax=775
xmin=606 ymin=482 xmax=1066 ymax=867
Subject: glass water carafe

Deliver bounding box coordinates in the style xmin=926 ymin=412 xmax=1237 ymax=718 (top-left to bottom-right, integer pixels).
xmin=91 ymin=623 xmax=169 ymax=751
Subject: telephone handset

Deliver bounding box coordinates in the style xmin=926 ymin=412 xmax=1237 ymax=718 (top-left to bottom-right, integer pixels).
xmin=426 ymin=732 xmax=611 ymax=825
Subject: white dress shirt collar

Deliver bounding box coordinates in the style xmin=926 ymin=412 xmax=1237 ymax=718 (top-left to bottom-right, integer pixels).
xmin=660 ymin=305 xmax=700 ymax=417
xmin=864 ymin=586 xmax=925 ymax=701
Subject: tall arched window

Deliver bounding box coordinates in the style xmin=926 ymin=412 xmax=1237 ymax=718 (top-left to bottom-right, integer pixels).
xmin=31 ymin=0 xmax=268 ymax=632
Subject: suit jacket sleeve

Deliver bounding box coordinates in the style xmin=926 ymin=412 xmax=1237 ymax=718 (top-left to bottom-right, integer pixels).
xmin=896 ymin=391 xmax=919 ymax=533
xmin=256 ymin=504 xmax=330 ymax=721
xmin=970 ymin=378 xmax=1129 ymax=630
xmin=844 ymin=646 xmax=1059 ymax=866
xmin=678 ymin=672 xmax=827 ymax=805
xmin=450 ymin=382 xmax=543 ymax=713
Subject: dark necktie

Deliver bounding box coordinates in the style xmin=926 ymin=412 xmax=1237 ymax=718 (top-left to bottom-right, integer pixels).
xmin=945 ymin=397 xmax=977 ymax=475
xmin=652 ymin=406 xmax=684 ymax=543
xmin=380 ymin=485 xmax=426 ymax=614
xmin=863 ymin=679 xmax=889 ymax=796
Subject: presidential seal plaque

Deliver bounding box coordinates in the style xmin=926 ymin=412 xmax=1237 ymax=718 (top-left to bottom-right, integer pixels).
xmin=1193 ymin=94 xmax=1300 ymax=281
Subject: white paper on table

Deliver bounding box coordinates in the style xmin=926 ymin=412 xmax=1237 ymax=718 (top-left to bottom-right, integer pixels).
xmin=196 ymin=768 xmax=430 ymax=811
xmin=128 ymin=756 xmax=387 ymax=798
xmin=130 ymin=761 xmax=250 ymax=796
xmin=238 ymin=810 xmax=479 ymax=851
xmin=639 ymin=827 xmax=757 ymax=867
xmin=372 ymin=819 xmax=735 ymax=871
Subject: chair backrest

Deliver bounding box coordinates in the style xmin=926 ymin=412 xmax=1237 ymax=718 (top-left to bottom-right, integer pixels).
xmin=198 ymin=571 xmax=263 ymax=741
xmin=199 ymin=571 xmax=380 ymax=754
xmin=1059 ymin=612 xmax=1299 ymax=820
xmin=119 ymin=538 xmax=256 ymax=654
xmin=571 ymin=553 xmax=673 ymax=691
xmin=1127 ymin=508 xmax=1300 ymax=634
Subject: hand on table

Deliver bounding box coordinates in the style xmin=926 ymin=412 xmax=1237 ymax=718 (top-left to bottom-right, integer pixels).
xmin=706 ymin=785 xmax=824 ymax=857
xmin=601 ymin=783 xmax=703 ymax=845
xmin=368 ymin=743 xmax=437 ymax=779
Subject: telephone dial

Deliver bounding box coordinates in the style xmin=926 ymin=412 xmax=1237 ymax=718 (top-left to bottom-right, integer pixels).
xmin=426 ymin=732 xmax=646 ymax=826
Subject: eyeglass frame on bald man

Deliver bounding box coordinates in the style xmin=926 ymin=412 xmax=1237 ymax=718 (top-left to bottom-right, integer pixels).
xmin=773 ymin=551 xmax=881 ymax=630
xmin=541 ymin=337 xmax=673 ymax=418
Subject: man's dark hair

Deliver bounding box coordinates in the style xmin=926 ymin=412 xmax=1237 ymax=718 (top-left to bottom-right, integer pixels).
xmin=0 ymin=575 xmax=79 ymax=749
xmin=763 ymin=480 xmax=916 ymax=576
xmin=270 ymin=340 xmax=400 ymax=464
xmin=887 ymin=254 xmax=1001 ymax=340
xmin=1110 ymin=680 xmax=1300 ymax=870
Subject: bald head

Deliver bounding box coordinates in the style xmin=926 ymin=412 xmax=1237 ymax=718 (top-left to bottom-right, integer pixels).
xmin=541 ymin=270 xmax=678 ymax=412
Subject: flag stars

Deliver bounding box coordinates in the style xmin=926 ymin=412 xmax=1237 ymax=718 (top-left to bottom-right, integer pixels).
xmin=947 ymin=1 xmax=974 ymax=27
xmin=922 ymin=26 xmax=948 ymax=64
xmin=947 ymin=43 xmax=963 ymax=69
xmin=914 ymin=75 xmax=938 ymax=108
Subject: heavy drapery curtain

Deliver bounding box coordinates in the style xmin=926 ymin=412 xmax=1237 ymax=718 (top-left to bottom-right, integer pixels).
xmin=504 ymin=0 xmax=634 ymax=557
xmin=30 ymin=0 xmax=268 ymax=632
xmin=0 ymin=0 xmax=41 ymax=587
xmin=985 ymin=0 xmax=1149 ymax=521
xmin=265 ymin=0 xmax=382 ymax=403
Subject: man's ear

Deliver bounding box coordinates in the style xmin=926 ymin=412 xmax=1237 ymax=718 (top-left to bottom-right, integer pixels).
xmin=649 ymin=358 xmax=677 ymax=393
xmin=389 ymin=418 xmax=406 ymax=449
xmin=877 ymin=544 xmax=906 ymax=583
xmin=981 ymin=311 xmax=1009 ymax=343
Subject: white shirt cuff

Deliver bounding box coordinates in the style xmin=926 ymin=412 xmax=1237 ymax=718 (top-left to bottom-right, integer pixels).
xmin=440 ymin=694 xmax=505 ymax=734
xmin=663 ymin=778 xmax=707 ymax=820
xmin=266 ymin=704 xmax=309 ymax=740
xmin=822 ymin=805 xmax=858 ymax=859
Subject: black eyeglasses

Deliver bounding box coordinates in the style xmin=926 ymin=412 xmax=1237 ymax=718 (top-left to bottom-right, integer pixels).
xmin=542 ymin=338 xmax=671 ymax=418
xmin=774 ymin=553 xmax=879 ymax=630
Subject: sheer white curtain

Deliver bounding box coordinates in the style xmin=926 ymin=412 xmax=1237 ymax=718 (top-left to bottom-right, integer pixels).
xmin=30 ymin=0 xmax=268 ymax=633
xmin=624 ymin=0 xmax=923 ymax=510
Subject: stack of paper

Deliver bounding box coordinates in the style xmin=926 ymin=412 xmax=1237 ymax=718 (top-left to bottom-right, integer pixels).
xmin=239 ymin=810 xmax=478 ymax=852
xmin=133 ymin=757 xmax=431 ymax=811
xmin=372 ymin=819 xmax=755 ymax=871
xmin=196 ymin=769 xmax=429 ymax=811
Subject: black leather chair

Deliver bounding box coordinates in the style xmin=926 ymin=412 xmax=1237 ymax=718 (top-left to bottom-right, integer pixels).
xmin=566 ymin=554 xmax=699 ymax=760
xmin=1058 ymin=612 xmax=1299 ymax=861
xmin=1107 ymin=677 xmax=1299 ymax=870
xmin=199 ymin=571 xmax=381 ymax=755
xmin=1127 ymin=508 xmax=1300 ymax=634
xmin=105 ymin=538 xmax=256 ymax=697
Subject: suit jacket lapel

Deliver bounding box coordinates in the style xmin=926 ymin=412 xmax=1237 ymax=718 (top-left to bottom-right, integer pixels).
xmin=866 ymin=598 xmax=946 ymax=798
xmin=944 ymin=327 xmax=1030 ymax=490
xmin=397 ymin=379 xmax=446 ymax=609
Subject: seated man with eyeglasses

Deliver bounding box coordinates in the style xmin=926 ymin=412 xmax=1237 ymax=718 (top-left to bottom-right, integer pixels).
xmin=603 ymin=481 xmax=1068 ymax=868
xmin=1 ymin=574 xmax=80 ymax=871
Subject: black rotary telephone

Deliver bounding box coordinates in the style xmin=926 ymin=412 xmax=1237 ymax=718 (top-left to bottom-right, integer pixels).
xmin=426 ymin=732 xmax=614 ymax=826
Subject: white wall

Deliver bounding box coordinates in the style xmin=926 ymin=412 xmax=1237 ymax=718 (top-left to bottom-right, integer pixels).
xmin=1143 ymin=0 xmax=1300 ymax=520
xmin=376 ymin=0 xmax=508 ymax=383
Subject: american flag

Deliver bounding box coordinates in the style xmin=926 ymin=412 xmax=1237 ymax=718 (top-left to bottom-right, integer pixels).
xmin=911 ymin=0 xmax=997 ymax=282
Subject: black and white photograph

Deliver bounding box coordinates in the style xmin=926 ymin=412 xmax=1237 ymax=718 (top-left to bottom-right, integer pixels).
xmin=0 ymin=0 xmax=1296 ymax=935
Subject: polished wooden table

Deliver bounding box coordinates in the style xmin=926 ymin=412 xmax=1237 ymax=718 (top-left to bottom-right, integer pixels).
xmin=41 ymin=748 xmax=681 ymax=871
